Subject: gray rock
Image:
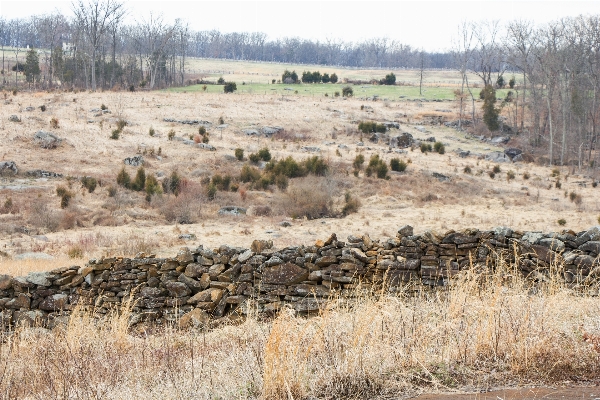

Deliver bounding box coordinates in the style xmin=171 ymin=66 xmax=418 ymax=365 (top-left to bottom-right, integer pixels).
xmin=34 ymin=131 xmax=62 ymax=149
xmin=504 ymin=148 xmax=523 ymax=160
xmin=164 ymin=281 xmax=192 ymax=298
xmin=398 ymin=225 xmax=413 ymax=237
xmin=432 ymin=172 xmax=450 ymax=182
xmin=25 ymin=106 xmax=35 ymax=112
xmin=579 ymin=241 xmax=600 ymax=254
xmin=384 ymin=121 xmax=400 ymax=129
xmin=238 ymin=250 xmax=254 ymax=263
xmin=26 ymin=170 xmax=62 ymax=178
xmin=196 ymin=143 xmax=216 ymax=151
xmin=522 ymin=231 xmax=544 ymax=245
xmin=425 ymin=136 xmax=436 ymax=142
xmin=8 ymin=115 xmax=21 ymax=122
xmin=539 ymin=238 xmax=565 ymax=252
xmin=301 ymin=146 xmax=321 ymax=152
xmin=26 ymin=272 xmax=52 ymax=287
xmin=39 ymin=294 xmax=68 ymax=311
xmin=262 ymin=126 xmax=284 ymax=136
xmin=124 ymin=155 xmax=144 ymax=167
xmin=0 ymin=161 xmax=18 ymax=175
xmin=415 ymin=126 xmax=428 ymax=133
xmin=243 ymin=129 xmax=259 ymax=136
xmin=218 ymin=206 xmax=246 ymax=216
xmin=494 ymin=226 xmax=514 ymax=238
xmin=485 ymin=151 xmax=511 ymax=163
xmin=490 ymin=136 xmax=510 ymax=144
xmin=262 ymin=263 xmax=308 ymax=285
xmin=389 ymin=132 xmax=413 ymax=148
xmin=178 ymin=234 xmax=196 ymax=240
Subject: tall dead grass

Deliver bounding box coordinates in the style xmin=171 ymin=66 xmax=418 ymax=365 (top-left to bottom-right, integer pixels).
xmin=0 ymin=259 xmax=599 ymax=399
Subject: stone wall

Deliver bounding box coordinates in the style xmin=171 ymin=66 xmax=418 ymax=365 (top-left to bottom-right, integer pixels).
xmin=1 ymin=225 xmax=599 ymax=328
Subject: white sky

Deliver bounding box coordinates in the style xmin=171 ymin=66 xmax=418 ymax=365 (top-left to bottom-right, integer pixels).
xmin=1 ymin=1 xmax=599 ymax=52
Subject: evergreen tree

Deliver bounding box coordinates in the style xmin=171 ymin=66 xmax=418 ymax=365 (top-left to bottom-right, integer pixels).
xmin=24 ymin=48 xmax=41 ymax=84
xmin=482 ymin=84 xmax=500 ymax=131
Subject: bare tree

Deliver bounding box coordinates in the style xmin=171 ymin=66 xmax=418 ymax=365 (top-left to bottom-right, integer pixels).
xmin=71 ymin=0 xmax=125 ymax=91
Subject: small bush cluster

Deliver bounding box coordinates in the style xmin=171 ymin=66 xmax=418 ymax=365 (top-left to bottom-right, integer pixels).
xmin=224 ymin=82 xmax=237 ymax=93
xmin=235 ymin=148 xmax=244 ymax=161
xmin=116 ymin=166 xmax=162 ymax=201
xmin=56 ymin=186 xmax=73 ymax=209
xmin=390 ymin=158 xmax=407 ymax=172
xmin=420 ymin=143 xmax=432 ymax=153
xmin=281 ymin=70 xmax=299 ymax=84
xmin=365 ymin=154 xmax=389 ymax=179
xmin=352 ymin=154 xmax=365 ymax=176
xmin=342 ymin=192 xmax=361 ymax=216
xmin=197 ymin=126 xmax=209 ymax=143
xmin=433 ymin=141 xmax=445 ymax=154
xmin=492 ymin=165 xmax=501 ymax=174
xmin=161 ymin=171 xmax=183 ymax=196
xmin=111 ymin=118 xmax=127 ymax=140
xmin=241 ymin=156 xmax=329 ymax=190
xmin=342 ymin=86 xmax=353 ymax=97
xmin=80 ymin=176 xmax=97 ymax=193
xmin=249 ymin=147 xmax=272 ymax=163
xmin=380 ymin=72 xmax=396 ymax=85
xmin=358 ymin=121 xmax=387 ymax=134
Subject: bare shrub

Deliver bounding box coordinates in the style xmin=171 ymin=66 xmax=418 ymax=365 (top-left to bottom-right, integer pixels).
xmin=158 ymin=181 xmax=204 ymax=224
xmin=278 ymin=177 xmax=333 ymax=219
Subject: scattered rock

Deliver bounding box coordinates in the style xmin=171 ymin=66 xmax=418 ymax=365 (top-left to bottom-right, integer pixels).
xmin=26 ymin=170 xmax=62 ymax=178
xmin=218 ymin=206 xmax=246 ymax=216
xmin=490 ymin=136 xmax=510 ymax=144
xmin=14 ymin=252 xmax=54 ymax=260
xmin=0 ymin=161 xmax=18 ymax=176
xmin=25 ymin=106 xmax=35 ymax=112
xmin=383 ymin=121 xmax=400 ymax=129
xmin=485 ymin=151 xmax=511 ymax=163
xmin=39 ymin=294 xmax=68 ymax=311
xmin=163 ymin=118 xmax=211 ymax=126
xmin=34 ymin=131 xmax=62 ymax=149
xmin=124 ymin=155 xmax=144 ymax=166
xmin=432 ymin=172 xmax=450 ymax=182
xmin=262 ymin=263 xmax=308 ymax=285
xmin=262 ymin=126 xmax=284 ymax=136
xmin=301 ymin=146 xmax=321 ymax=152
xmin=389 ymin=132 xmax=413 ymax=148
xmin=8 ymin=115 xmax=21 ymax=122
xmin=243 ymin=129 xmax=260 ymax=136
xmin=504 ymin=148 xmax=523 ymax=160
xmin=196 ymin=143 xmax=216 ymax=151
xmin=178 ymin=234 xmax=196 ymax=240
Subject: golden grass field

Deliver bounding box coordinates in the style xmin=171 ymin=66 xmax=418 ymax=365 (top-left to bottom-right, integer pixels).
xmin=0 ymin=61 xmax=599 ymax=399
xmin=1 ymin=83 xmax=598 ymax=273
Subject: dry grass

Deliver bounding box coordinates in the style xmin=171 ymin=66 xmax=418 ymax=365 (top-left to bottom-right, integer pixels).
xmin=1 ymin=258 xmax=599 ymax=399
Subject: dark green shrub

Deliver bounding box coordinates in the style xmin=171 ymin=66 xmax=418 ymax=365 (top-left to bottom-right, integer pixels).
xmin=116 ymin=168 xmax=131 ymax=188
xmin=224 ymin=82 xmax=237 ymax=93
xmin=342 ymin=86 xmax=353 ymax=97
xmin=365 ymin=154 xmax=388 ymax=179
xmin=493 ymin=165 xmax=501 ymax=173
xmin=211 ymin=174 xmax=231 ymax=191
xmin=249 ymin=153 xmax=260 ymax=163
xmin=235 ymin=148 xmax=244 ymax=161
xmin=489 ymin=171 xmax=496 ymax=179
xmin=555 ymin=180 xmax=561 ymax=189
xmin=107 ymin=186 xmax=117 ymax=197
xmin=145 ymin=174 xmax=162 ymax=201
xmin=523 ymin=172 xmax=530 ymax=180
xmin=433 ymin=141 xmax=445 ymax=154
xmin=217 ymin=77 xmax=225 ymax=84
xmin=80 ymin=176 xmax=97 ymax=193
xmin=507 ymin=170 xmax=516 ymax=180
xmin=463 ymin=166 xmax=472 ymax=174
xmin=303 ymin=156 xmax=328 ymax=176
xmin=131 ymin=167 xmax=146 ymax=191
xmin=100 ymin=104 xmax=107 ymax=111
xmin=334 ymin=91 xmax=340 ymax=97
xmin=353 ymin=154 xmax=365 ymax=170
xmin=169 ymin=171 xmax=182 ymax=196
xmin=56 ymin=186 xmax=72 ymax=209
xmin=330 ymin=73 xmax=338 ymax=83
xmin=557 ymin=218 xmax=566 ymax=226
xmin=381 ymin=72 xmax=396 ymax=85
xmin=420 ymin=143 xmax=432 ymax=153
xmin=168 ymin=129 xmax=175 ymax=140
xmin=149 ymin=127 xmax=155 ymax=137
xmin=258 ymin=147 xmax=272 ymax=161
xmin=390 ymin=158 xmax=407 ymax=172
xmin=110 ymin=129 xmax=120 ymax=140
xmin=482 ymin=84 xmax=500 ymax=131
xmin=240 ymin=164 xmax=261 ymax=183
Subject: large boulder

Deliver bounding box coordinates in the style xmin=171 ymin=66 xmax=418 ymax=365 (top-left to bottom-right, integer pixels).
xmin=389 ymin=132 xmax=413 ymax=148
xmin=485 ymin=151 xmax=511 ymax=163
xmin=0 ymin=161 xmax=18 ymax=176
xmin=124 ymin=155 xmax=144 ymax=166
xmin=504 ymin=148 xmax=523 ymax=160
xmin=34 ymin=131 xmax=62 ymax=149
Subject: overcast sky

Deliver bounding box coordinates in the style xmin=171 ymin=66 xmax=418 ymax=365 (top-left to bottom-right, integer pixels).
xmin=1 ymin=1 xmax=598 ymax=52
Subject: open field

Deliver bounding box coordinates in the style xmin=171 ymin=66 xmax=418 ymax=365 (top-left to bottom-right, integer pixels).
xmin=0 ymin=85 xmax=599 ymax=270
xmin=0 ymin=62 xmax=599 ymax=399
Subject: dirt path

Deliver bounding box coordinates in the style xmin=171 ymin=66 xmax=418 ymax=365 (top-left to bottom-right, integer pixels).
xmin=414 ymin=386 xmax=600 ymax=399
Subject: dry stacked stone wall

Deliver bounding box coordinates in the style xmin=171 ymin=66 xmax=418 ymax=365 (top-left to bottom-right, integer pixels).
xmin=1 ymin=225 xmax=599 ymax=329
